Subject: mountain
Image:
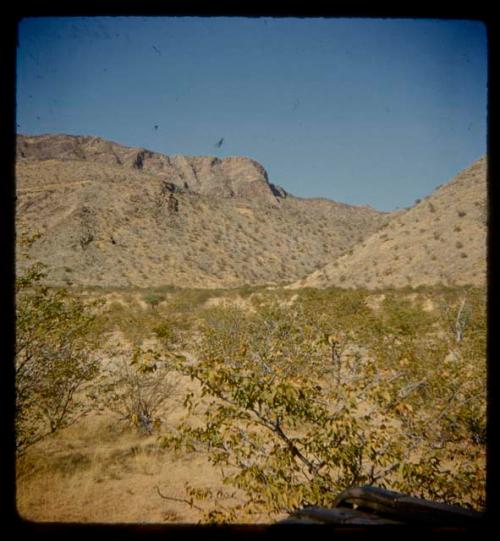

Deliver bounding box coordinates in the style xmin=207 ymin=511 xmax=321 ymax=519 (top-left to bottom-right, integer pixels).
xmin=16 ymin=134 xmax=284 ymax=205
xmin=15 ymin=134 xmax=386 ymax=288
xmin=291 ymin=157 xmax=487 ymax=289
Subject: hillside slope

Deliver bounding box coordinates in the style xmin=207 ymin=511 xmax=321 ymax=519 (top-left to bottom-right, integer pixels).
xmin=292 ymin=156 xmax=487 ymax=289
xmin=16 ymin=134 xmax=386 ymax=288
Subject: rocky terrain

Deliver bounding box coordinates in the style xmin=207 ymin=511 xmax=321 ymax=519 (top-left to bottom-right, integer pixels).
xmin=15 ymin=134 xmax=386 ymax=288
xmin=16 ymin=134 xmax=486 ymax=289
xmin=292 ymin=156 xmax=487 ymax=289
xmin=16 ymin=134 xmax=286 ymax=204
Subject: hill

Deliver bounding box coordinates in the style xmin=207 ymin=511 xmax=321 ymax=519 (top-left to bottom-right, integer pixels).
xmin=16 ymin=134 xmax=386 ymax=288
xmin=291 ymin=156 xmax=487 ymax=289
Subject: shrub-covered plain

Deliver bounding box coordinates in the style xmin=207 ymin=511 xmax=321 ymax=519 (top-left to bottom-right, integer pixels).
xmin=16 ymin=263 xmax=486 ymax=522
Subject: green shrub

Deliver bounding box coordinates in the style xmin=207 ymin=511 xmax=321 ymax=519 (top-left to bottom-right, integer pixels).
xmin=143 ymin=293 xmax=165 ymax=310
xmin=160 ymin=291 xmax=485 ymax=521
xmin=16 ymin=234 xmax=101 ymax=454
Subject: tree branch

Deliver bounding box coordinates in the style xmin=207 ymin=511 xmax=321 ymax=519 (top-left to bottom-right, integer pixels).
xmin=155 ymin=485 xmax=204 ymax=512
xmin=273 ymin=416 xmax=319 ymax=474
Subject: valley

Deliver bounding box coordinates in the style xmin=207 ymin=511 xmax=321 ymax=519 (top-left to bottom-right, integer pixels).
xmin=15 ymin=134 xmax=488 ymax=524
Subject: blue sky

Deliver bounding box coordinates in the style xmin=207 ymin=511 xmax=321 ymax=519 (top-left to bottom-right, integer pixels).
xmin=16 ymin=17 xmax=487 ymax=211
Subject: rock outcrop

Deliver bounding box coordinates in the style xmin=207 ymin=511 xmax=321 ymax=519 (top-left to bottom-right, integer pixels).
xmin=17 ymin=134 xmax=283 ymax=206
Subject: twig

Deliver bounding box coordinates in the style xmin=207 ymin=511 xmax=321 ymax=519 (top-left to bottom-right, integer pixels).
xmin=155 ymin=485 xmax=204 ymax=512
xmin=273 ymin=416 xmax=318 ymax=474
xmin=398 ymin=379 xmax=427 ymax=399
xmin=455 ymin=297 xmax=467 ymax=343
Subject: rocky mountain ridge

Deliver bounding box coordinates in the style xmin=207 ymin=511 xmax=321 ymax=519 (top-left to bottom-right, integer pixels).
xmin=16 ymin=134 xmax=386 ymax=288
xmin=17 ymin=134 xmax=285 ymax=206
xmin=16 ymin=134 xmax=486 ymax=290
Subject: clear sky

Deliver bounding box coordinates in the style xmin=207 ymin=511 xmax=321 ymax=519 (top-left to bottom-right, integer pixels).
xmin=16 ymin=17 xmax=487 ymax=211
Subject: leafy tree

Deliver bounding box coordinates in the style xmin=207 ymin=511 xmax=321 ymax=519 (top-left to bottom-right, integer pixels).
xmin=365 ymin=290 xmax=486 ymax=506
xmin=160 ymin=292 xmax=486 ymax=522
xmin=15 ymin=234 xmax=101 ymax=454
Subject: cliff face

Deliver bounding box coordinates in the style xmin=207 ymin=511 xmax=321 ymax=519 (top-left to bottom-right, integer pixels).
xmin=16 ymin=134 xmax=386 ymax=289
xmin=16 ymin=134 xmax=284 ymax=206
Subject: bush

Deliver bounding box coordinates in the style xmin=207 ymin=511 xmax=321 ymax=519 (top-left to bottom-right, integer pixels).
xmin=97 ymin=346 xmax=180 ymax=434
xmin=153 ymin=322 xmax=176 ymax=347
xmin=160 ymin=293 xmax=486 ymax=521
xmin=16 ymin=235 xmax=101 ymax=454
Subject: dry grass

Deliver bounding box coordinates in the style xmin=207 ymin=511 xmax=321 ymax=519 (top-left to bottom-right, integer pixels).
xmin=16 ymin=405 xmax=242 ymax=524
xmin=16 ymin=338 xmax=267 ymax=526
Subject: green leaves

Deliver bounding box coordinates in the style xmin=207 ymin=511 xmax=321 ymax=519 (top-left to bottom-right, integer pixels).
xmin=159 ymin=286 xmax=486 ymax=521
xmin=15 ymin=251 xmax=101 ymax=454
xmin=143 ymin=292 xmax=165 ymax=310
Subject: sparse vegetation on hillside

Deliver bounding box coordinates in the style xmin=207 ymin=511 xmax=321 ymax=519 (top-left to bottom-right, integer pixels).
xmin=296 ymin=156 xmax=487 ymax=290
xmin=16 ymin=134 xmax=386 ymax=289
